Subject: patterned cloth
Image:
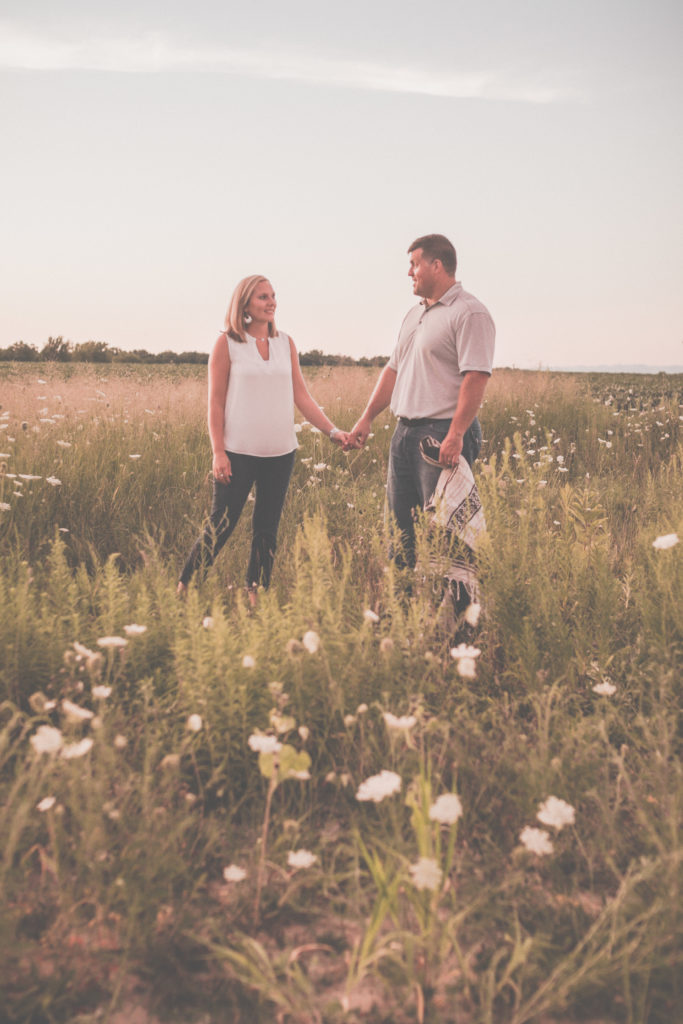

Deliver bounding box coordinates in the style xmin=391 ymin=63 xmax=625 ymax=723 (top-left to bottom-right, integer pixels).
xmin=420 ymin=437 xmax=487 ymax=551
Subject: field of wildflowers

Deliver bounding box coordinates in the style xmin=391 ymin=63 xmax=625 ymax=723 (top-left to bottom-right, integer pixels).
xmin=0 ymin=363 xmax=681 ymax=1023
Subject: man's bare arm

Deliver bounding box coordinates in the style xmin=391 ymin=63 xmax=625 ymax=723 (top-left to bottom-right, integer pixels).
xmin=349 ymin=365 xmax=397 ymax=446
xmin=439 ymin=371 xmax=490 ymax=467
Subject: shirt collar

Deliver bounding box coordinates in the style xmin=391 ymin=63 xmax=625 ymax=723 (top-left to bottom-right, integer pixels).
xmin=421 ymin=282 xmax=462 ymax=309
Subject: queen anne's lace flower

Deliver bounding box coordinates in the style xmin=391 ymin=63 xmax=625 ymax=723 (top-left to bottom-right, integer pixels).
xmin=97 ymin=636 xmax=128 ymax=649
xmin=537 ymin=795 xmax=576 ymax=830
xmin=223 ymin=864 xmax=247 ymax=882
xmin=186 ymin=714 xmax=203 ymax=732
xmin=302 ymin=630 xmax=320 ymax=654
xmin=409 ymin=857 xmax=443 ymax=891
xmin=37 ymin=796 xmax=56 ymax=812
xmin=356 ymin=769 xmax=401 ymax=803
xmin=62 ymin=699 xmax=94 ymax=723
xmin=652 ymin=533 xmax=679 ymax=550
xmin=241 ymin=654 xmax=256 ymax=668
xmin=124 ymin=623 xmax=147 ymax=636
xmin=456 ymin=657 xmax=477 ymax=679
xmin=382 ymin=712 xmax=417 ymax=733
xmin=429 ymin=793 xmax=463 ymax=825
xmin=248 ymin=733 xmax=282 ymax=754
xmin=287 ymin=849 xmax=317 ymax=870
xmin=61 ymin=737 xmax=94 ymax=759
xmin=520 ymin=826 xmax=554 ymax=856
xmin=592 ymin=680 xmax=617 ymax=696
xmin=450 ymin=644 xmax=481 ymax=660
xmin=30 ymin=725 xmax=63 ymax=755
xmin=363 ymin=609 xmax=380 ymax=623
xmin=464 ymin=602 xmax=482 ymax=627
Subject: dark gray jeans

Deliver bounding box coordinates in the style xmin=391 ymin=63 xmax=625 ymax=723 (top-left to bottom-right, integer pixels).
xmin=180 ymin=449 xmax=296 ymax=589
xmin=386 ymin=416 xmax=482 ymax=568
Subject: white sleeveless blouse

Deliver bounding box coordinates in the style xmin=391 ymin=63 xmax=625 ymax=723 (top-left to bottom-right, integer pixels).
xmin=223 ymin=331 xmax=298 ymax=457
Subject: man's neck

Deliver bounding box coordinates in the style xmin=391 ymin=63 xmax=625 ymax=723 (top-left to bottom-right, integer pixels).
xmin=423 ymin=278 xmax=456 ymax=307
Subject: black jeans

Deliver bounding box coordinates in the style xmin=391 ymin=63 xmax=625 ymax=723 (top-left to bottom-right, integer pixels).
xmin=179 ymin=449 xmax=296 ymax=589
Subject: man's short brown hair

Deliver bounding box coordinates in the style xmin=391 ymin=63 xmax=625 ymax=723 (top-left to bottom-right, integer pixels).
xmin=408 ymin=234 xmax=457 ymax=276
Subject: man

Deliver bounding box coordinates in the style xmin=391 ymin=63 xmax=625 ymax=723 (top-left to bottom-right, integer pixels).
xmin=349 ymin=233 xmax=495 ymax=568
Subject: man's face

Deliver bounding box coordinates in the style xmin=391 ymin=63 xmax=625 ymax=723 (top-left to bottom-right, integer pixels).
xmin=408 ymin=249 xmax=437 ymax=298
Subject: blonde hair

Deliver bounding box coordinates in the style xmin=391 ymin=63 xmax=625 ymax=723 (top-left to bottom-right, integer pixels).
xmin=224 ymin=275 xmax=277 ymax=343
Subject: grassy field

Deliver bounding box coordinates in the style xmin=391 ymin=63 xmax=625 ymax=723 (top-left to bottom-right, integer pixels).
xmin=0 ymin=363 xmax=681 ymax=1024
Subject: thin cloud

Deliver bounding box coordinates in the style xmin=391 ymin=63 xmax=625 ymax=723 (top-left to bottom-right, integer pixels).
xmin=0 ymin=25 xmax=576 ymax=103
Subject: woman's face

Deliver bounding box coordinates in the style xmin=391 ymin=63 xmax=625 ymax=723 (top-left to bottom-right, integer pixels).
xmin=246 ymin=281 xmax=276 ymax=324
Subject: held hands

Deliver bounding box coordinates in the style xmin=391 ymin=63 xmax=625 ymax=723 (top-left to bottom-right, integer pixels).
xmin=329 ymin=430 xmax=354 ymax=449
xmin=345 ymin=415 xmax=371 ymax=451
xmin=213 ymin=451 xmax=232 ymax=484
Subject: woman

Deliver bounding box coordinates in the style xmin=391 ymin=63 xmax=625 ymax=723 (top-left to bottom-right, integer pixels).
xmin=177 ymin=275 xmax=351 ymax=602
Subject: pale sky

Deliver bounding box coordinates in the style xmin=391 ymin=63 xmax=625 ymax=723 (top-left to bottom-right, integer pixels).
xmin=1 ymin=1 xmax=682 ymax=367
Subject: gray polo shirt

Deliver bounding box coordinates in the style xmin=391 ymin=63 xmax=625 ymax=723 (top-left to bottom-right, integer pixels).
xmin=388 ymin=282 xmax=495 ymax=420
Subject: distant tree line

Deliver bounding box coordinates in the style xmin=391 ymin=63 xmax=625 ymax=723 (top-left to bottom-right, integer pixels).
xmin=0 ymin=338 xmax=388 ymax=368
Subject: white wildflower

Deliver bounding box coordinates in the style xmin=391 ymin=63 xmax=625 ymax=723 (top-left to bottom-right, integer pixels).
xmin=97 ymin=636 xmax=128 ymax=649
xmin=313 ymin=462 xmax=328 ymax=471
xmin=56 ymin=440 xmax=72 ymax=448
xmin=363 ymin=609 xmax=380 ymax=624
xmin=37 ymin=796 xmax=56 ymax=812
xmin=344 ymin=714 xmax=357 ymax=728
xmin=92 ymin=685 xmax=112 ymax=700
xmin=652 ymin=533 xmax=679 ymax=550
xmin=409 ymin=856 xmax=443 ymax=891
xmin=429 ymin=793 xmax=463 ymax=825
xmin=302 ymin=630 xmax=320 ymax=654
xmin=457 ymin=657 xmax=478 ymax=679
xmin=114 ymin=734 xmax=128 ymax=749
xmin=520 ymin=826 xmax=554 ymax=855
xmin=187 ymin=714 xmax=203 ymax=733
xmin=123 ymin=623 xmax=147 ymax=636
xmin=450 ymin=643 xmax=481 ymax=661
xmin=379 ymin=637 xmax=394 ymax=654
xmin=537 ymin=795 xmax=576 ymax=830
xmin=0 ymin=502 xmax=11 ymax=511
xmin=61 ymin=737 xmax=94 ymax=759
xmin=287 ymin=849 xmax=317 ymax=870
xmin=223 ymin=864 xmax=247 ymax=883
xmin=382 ymin=712 xmax=417 ymax=733
xmin=241 ymin=654 xmax=256 ymax=668
xmin=247 ymin=733 xmax=282 ymax=754
xmin=45 ymin=476 xmax=61 ymax=486
xmin=592 ymin=680 xmax=617 ymax=696
xmin=129 ymin=453 xmax=141 ymax=459
xmin=73 ymin=641 xmax=96 ymax=660
xmin=356 ymin=703 xmax=369 ymax=715
xmin=30 ymin=725 xmax=63 ymax=755
xmin=356 ymin=769 xmax=402 ymax=803
xmin=464 ymin=603 xmax=481 ymax=627
xmin=62 ymin=699 xmax=94 ymax=723
xmin=202 ymin=616 xmax=214 ymax=629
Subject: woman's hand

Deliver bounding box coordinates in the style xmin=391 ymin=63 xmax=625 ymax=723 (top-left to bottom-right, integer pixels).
xmin=330 ymin=430 xmax=354 ymax=449
xmin=213 ymin=451 xmax=232 ymax=484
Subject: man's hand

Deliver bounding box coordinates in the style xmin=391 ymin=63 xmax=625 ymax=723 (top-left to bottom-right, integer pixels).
xmin=439 ymin=431 xmax=463 ymax=468
xmin=347 ymin=415 xmax=372 ymax=449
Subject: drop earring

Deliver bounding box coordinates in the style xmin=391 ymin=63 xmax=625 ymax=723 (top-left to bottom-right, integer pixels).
xmin=243 ymin=312 xmax=252 ymax=325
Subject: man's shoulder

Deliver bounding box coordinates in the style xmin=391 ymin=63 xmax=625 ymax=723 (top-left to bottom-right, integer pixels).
xmin=448 ymin=286 xmax=492 ymax=320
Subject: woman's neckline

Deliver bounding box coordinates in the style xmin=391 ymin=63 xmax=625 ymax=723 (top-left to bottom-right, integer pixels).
xmin=246 ymin=331 xmax=271 ymax=363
